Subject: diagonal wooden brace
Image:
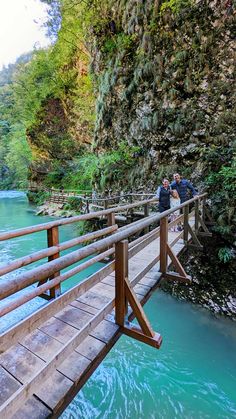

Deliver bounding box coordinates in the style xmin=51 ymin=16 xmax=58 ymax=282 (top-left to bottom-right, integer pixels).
xmin=167 ymin=244 xmax=187 ymax=277
xmin=164 ymin=271 xmax=191 ymax=283
xmin=163 ymin=244 xmax=191 ymax=283
xmin=203 ymin=205 xmax=214 ymax=224
xmin=197 ymin=214 xmax=212 ymax=237
xmin=187 ymin=224 xmax=203 ymax=250
xmin=124 ymin=278 xmax=154 ymax=337
xmin=121 ymin=323 xmax=162 ymax=349
xmin=115 ymin=240 xmax=162 ymax=349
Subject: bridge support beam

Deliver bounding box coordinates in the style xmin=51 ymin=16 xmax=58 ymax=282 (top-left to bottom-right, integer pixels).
xmin=115 ymin=240 xmax=162 ymax=349
xmin=160 ymin=216 xmax=191 ymax=284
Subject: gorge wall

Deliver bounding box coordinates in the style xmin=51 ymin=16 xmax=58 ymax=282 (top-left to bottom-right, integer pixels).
xmin=92 ymin=0 xmax=235 ymax=191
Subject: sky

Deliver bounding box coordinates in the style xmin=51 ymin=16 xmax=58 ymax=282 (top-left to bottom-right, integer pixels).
xmin=0 ymin=0 xmax=50 ymax=69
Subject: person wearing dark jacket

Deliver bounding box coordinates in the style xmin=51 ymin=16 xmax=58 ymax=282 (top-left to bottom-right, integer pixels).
xmin=156 ymin=178 xmax=172 ymax=213
xmin=171 ymin=173 xmax=197 ymax=203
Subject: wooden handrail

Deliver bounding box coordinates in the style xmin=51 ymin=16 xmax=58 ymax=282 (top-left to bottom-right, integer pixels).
xmin=83 ymin=193 xmax=156 ymax=202
xmin=0 ymin=197 xmax=158 ymax=241
xmin=0 ymin=248 xmax=114 ymax=317
xmin=0 ymin=194 xmax=207 ymax=300
xmin=0 ymin=225 xmax=118 ymax=277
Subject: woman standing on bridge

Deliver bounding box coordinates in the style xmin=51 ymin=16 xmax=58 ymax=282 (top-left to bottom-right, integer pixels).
xmin=156 ymin=178 xmax=172 ymax=213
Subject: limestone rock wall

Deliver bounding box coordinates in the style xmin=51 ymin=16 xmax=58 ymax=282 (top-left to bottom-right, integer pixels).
xmin=92 ymin=0 xmax=235 ymax=189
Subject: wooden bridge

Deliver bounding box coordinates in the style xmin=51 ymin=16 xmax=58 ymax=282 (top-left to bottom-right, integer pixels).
xmin=0 ymin=194 xmax=212 ymax=418
xmin=29 ymin=182 xmax=156 ymax=217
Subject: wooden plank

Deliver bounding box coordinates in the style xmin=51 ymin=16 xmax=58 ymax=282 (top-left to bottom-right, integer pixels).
xmin=93 ymin=282 xmax=115 ymax=299
xmin=90 ymin=320 xmax=119 ymax=343
xmin=0 ymin=344 xmax=45 ymax=383
xmin=101 ymin=275 xmax=115 ymax=287
xmin=70 ymin=300 xmax=99 ymax=315
xmin=20 ymin=329 xmax=62 ymax=361
xmin=77 ymin=291 xmax=111 ymax=310
xmin=34 ymin=370 xmax=73 ymax=412
xmin=128 ymin=256 xmax=160 ymax=288
xmin=0 ymin=196 xmax=205 ymax=416
xmin=0 ymin=226 xmax=116 ymax=277
xmin=75 ymin=336 xmax=106 ymax=361
xmin=197 ymin=231 xmax=212 ymax=237
xmin=0 ymin=366 xmax=20 ymax=405
xmin=55 ymin=306 xmax=93 ymax=330
xmin=12 ymin=396 xmax=52 ymax=419
xmin=133 ymin=283 xmax=151 ymax=296
xmin=39 ymin=317 xmax=77 ymax=345
xmin=128 ymin=233 xmax=159 ymax=258
xmin=197 ymin=213 xmax=211 ymax=234
xmin=139 ymin=276 xmax=157 ymax=287
xmin=58 ymin=351 xmax=90 ymax=383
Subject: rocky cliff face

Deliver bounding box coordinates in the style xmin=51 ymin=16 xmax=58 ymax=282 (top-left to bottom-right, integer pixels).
xmin=88 ymin=0 xmax=235 ymax=317
xmin=92 ymin=0 xmax=235 ymax=189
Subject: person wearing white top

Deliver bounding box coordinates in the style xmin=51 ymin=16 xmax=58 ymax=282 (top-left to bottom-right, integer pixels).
xmin=170 ymin=190 xmax=181 ymax=232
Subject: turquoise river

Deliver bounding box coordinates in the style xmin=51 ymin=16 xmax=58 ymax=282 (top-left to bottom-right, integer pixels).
xmin=0 ymin=191 xmax=236 ymax=419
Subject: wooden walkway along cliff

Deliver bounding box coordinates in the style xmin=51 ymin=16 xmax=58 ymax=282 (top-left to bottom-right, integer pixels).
xmin=29 ymin=181 xmax=156 ymax=218
xmin=0 ymin=194 xmax=212 ymax=418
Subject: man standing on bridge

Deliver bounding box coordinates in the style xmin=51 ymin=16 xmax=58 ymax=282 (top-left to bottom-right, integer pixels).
xmin=171 ymin=173 xmax=197 ymax=203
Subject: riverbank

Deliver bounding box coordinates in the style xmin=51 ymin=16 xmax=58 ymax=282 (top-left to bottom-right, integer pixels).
xmin=36 ymin=202 xmax=77 ymax=218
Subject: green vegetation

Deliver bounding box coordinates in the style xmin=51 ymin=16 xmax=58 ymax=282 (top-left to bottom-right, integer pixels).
xmin=0 ymin=0 xmax=96 ymax=189
xmin=0 ymin=56 xmax=33 ymax=188
xmin=160 ymin=0 xmax=192 ymax=14
xmin=218 ymin=247 xmax=234 ymax=264
xmin=27 ymin=190 xmax=50 ymax=205
xmin=62 ymin=141 xmax=141 ymax=191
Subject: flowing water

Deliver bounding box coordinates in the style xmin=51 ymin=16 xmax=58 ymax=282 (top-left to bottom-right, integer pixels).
xmin=1 ymin=192 xmax=236 ymax=418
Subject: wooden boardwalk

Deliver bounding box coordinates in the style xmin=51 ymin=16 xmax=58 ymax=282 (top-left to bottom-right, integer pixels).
xmin=0 ymin=194 xmax=212 ymax=417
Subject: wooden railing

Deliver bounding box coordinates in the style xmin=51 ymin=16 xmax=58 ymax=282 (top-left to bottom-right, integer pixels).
xmin=82 ymin=193 xmax=156 ymax=212
xmin=0 ymin=193 xmax=214 ymax=418
xmin=28 ymin=184 xmax=156 ymax=211
xmin=0 ymin=197 xmax=157 ymax=300
xmin=0 ymin=194 xmax=211 ymax=320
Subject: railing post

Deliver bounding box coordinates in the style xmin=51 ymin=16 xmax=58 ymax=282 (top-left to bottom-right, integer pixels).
xmin=194 ymin=199 xmax=199 ymax=234
xmin=104 ymin=199 xmax=108 ymax=210
xmin=160 ymin=216 xmax=168 ymax=274
xmin=183 ymin=204 xmax=189 ymax=244
xmin=202 ymin=196 xmax=206 ymax=224
xmin=86 ymin=199 xmax=90 ymax=213
xmin=47 ymin=226 xmax=61 ymax=298
xmin=115 ymin=240 xmax=128 ymax=326
xmin=107 ymin=212 xmax=115 ymax=227
xmin=144 ymin=203 xmax=149 ymax=217
xmin=144 ymin=203 xmax=149 ymax=234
